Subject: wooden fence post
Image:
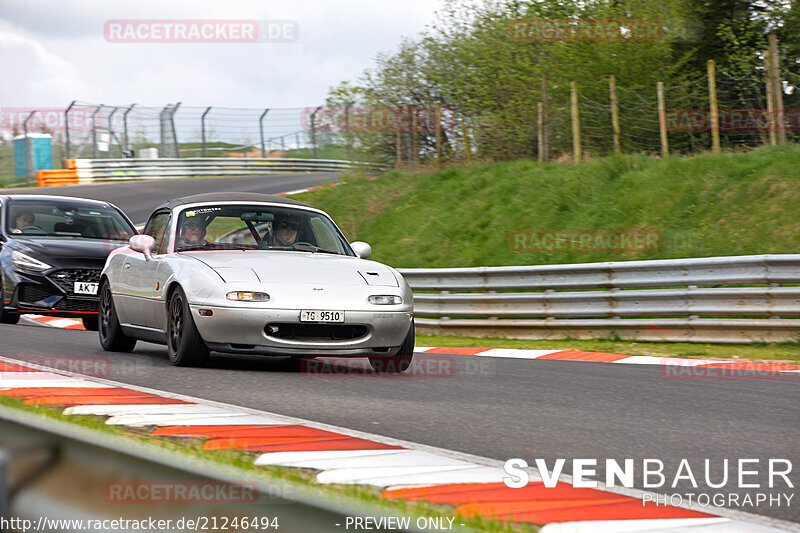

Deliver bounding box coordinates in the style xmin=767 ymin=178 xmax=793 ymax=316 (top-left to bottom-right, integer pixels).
xmin=570 ymin=81 xmax=581 ymax=163
xmin=657 ymin=81 xmax=669 ymax=157
xmin=707 ymin=60 xmax=721 ymax=153
xmin=541 ymin=74 xmax=549 ymax=161
xmin=768 ymin=34 xmax=785 ymax=144
xmin=609 ymin=75 xmax=621 ymax=154
xmin=435 ymin=103 xmax=442 ymax=164
xmin=537 ymin=102 xmax=544 ymax=162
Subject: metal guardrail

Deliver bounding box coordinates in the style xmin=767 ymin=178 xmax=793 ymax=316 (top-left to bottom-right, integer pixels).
xmin=67 ymin=158 xmax=383 ymax=183
xmin=399 ymin=255 xmax=800 ymax=343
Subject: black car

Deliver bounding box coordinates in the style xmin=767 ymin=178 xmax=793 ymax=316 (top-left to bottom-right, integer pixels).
xmin=0 ymin=195 xmax=137 ymax=330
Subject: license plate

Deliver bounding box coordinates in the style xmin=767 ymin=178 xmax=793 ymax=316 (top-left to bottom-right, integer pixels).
xmin=300 ymin=310 xmax=344 ymax=323
xmin=73 ymin=282 xmax=99 ymax=295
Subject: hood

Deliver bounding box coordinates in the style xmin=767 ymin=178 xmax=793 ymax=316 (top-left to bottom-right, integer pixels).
xmin=183 ymin=250 xmax=398 ymax=287
xmin=11 ymin=237 xmax=125 ymax=269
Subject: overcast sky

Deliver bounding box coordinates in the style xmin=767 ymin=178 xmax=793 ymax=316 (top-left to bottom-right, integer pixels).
xmin=0 ymin=0 xmax=442 ymax=110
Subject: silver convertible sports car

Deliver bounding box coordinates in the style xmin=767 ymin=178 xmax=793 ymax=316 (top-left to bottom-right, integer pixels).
xmin=98 ymin=193 xmax=415 ymax=372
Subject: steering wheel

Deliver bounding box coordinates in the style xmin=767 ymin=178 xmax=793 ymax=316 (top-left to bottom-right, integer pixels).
xmin=20 ymin=226 xmax=44 ymax=233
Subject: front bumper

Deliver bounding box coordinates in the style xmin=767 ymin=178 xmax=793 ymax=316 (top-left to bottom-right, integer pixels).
xmin=3 ymin=267 xmax=100 ymax=318
xmin=190 ymin=304 xmax=413 ymax=356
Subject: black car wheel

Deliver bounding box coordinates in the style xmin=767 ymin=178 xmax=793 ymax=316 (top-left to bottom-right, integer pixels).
xmin=369 ymin=320 xmax=414 ymax=373
xmin=82 ymin=315 xmax=99 ymax=331
xmin=166 ymin=286 xmax=209 ymax=367
xmin=0 ymin=275 xmax=20 ymax=325
xmin=99 ymin=280 xmax=136 ymax=352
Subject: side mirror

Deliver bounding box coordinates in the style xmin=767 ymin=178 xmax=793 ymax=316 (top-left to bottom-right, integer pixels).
xmin=129 ymin=234 xmax=156 ymax=261
xmin=350 ymin=241 xmax=372 ymax=259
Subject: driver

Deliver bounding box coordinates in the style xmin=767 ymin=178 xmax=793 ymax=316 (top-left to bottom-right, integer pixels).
xmin=177 ymin=217 xmax=208 ymax=248
xmin=11 ymin=211 xmax=35 ymax=233
xmin=272 ymin=214 xmax=300 ymax=247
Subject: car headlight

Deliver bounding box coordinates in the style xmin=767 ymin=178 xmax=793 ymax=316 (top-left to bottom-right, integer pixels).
xmin=368 ymin=295 xmax=403 ymax=305
xmin=226 ymin=291 xmax=270 ymax=302
xmin=11 ymin=251 xmax=51 ymax=271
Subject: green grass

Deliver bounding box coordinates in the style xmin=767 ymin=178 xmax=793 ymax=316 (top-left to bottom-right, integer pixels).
xmin=0 ymin=394 xmax=536 ymax=532
xmin=292 ymin=145 xmax=800 ymax=268
xmin=417 ymin=335 xmax=800 ymax=362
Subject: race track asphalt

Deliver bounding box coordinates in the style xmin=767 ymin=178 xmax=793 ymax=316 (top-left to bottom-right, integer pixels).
xmin=1 ymin=323 xmax=797 ymax=524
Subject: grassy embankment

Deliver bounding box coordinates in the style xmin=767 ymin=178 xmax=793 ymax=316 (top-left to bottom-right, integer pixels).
xmin=291 ymin=144 xmax=800 ymax=361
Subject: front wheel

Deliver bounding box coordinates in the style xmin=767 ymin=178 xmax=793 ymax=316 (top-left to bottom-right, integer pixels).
xmin=167 ymin=287 xmax=210 ymax=367
xmin=369 ymin=320 xmax=414 ymax=373
xmin=99 ymin=280 xmax=137 ymax=352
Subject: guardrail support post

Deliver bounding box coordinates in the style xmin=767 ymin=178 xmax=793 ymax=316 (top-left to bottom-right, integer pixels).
xmin=259 ymin=108 xmax=269 ymax=158
xmin=202 ymin=107 xmax=212 ymax=157
xmin=64 ymin=100 xmax=76 ymax=161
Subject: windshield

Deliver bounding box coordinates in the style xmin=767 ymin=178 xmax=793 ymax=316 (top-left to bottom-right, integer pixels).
xmin=5 ymin=200 xmax=135 ymax=241
xmin=175 ymin=204 xmax=354 ymax=256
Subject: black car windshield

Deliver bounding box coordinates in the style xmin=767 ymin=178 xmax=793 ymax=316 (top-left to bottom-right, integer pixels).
xmin=5 ymin=200 xmax=134 ymax=241
xmin=175 ymin=205 xmax=354 ymax=256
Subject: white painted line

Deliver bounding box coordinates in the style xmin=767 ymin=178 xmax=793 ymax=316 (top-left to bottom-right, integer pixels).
xmin=539 ymin=518 xmax=732 ymax=533
xmin=277 ymin=450 xmax=470 ymax=470
xmin=476 ymin=348 xmax=562 ymax=359
xmin=0 ymin=378 xmax=112 ymax=388
xmin=316 ymin=464 xmax=479 ymax=485
xmin=63 ymin=404 xmax=230 ymax=416
xmin=255 ymin=450 xmax=406 ymax=466
xmin=367 ymin=466 xmax=507 ymax=487
xmin=104 ymin=412 xmax=253 ymax=427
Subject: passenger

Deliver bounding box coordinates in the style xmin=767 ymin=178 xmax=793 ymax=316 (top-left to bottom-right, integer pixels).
xmin=272 ymin=214 xmax=300 ymax=247
xmin=177 ymin=218 xmax=208 ymax=248
xmin=11 ymin=211 xmax=35 ymax=233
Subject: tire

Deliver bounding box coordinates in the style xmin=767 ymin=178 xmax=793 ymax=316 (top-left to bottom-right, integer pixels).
xmin=167 ymin=286 xmax=210 ymax=367
xmin=0 ymin=275 xmax=20 ymax=325
xmin=82 ymin=315 xmax=99 ymax=331
xmin=369 ymin=320 xmax=414 ymax=373
xmin=99 ymin=280 xmax=137 ymax=352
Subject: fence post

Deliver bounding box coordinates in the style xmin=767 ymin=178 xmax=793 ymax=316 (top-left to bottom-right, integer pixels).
xmin=763 ymin=50 xmax=777 ymax=146
xmin=64 ymin=100 xmax=76 ymax=160
xmin=706 ymin=60 xmax=721 ymax=153
xmin=395 ymin=119 xmax=402 ymax=167
xmin=171 ymin=102 xmax=181 ymax=158
xmin=280 ymin=136 xmax=285 ymax=156
xmin=22 ymin=111 xmax=37 ymax=185
xmin=537 ymin=102 xmax=544 ymax=162
xmin=311 ymin=106 xmax=321 ymax=158
xmin=541 ymin=73 xmax=549 ymax=161
xmin=411 ymin=110 xmax=418 ymax=167
xmin=202 ymin=107 xmax=213 ymax=157
xmin=768 ymin=34 xmax=785 ymax=144
xmin=462 ymin=115 xmax=472 ymax=162
xmin=123 ymin=104 xmax=135 ymax=156
xmin=657 ymin=82 xmax=669 ymax=157
xmin=91 ymin=106 xmax=101 ymax=159
xmin=435 ymin=103 xmax=442 ymax=165
xmin=345 ymin=101 xmax=353 ymax=161
xmin=258 ymin=108 xmax=268 ymax=158
xmin=570 ymin=81 xmax=581 ymax=163
xmin=609 ymin=75 xmax=621 ymax=154
xmin=106 ymin=107 xmax=118 ymax=157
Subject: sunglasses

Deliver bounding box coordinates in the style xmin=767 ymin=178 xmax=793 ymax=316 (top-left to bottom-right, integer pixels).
xmin=277 ymin=221 xmax=299 ymax=231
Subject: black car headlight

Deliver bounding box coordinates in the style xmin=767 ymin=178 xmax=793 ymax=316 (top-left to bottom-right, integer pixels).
xmin=368 ymin=295 xmax=403 ymax=305
xmin=11 ymin=251 xmax=51 ymax=272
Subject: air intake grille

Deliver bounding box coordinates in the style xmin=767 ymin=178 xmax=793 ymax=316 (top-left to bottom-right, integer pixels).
xmin=266 ymin=323 xmax=368 ymax=341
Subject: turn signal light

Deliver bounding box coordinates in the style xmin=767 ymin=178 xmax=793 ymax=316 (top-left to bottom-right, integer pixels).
xmin=226 ymin=291 xmax=270 ymax=302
